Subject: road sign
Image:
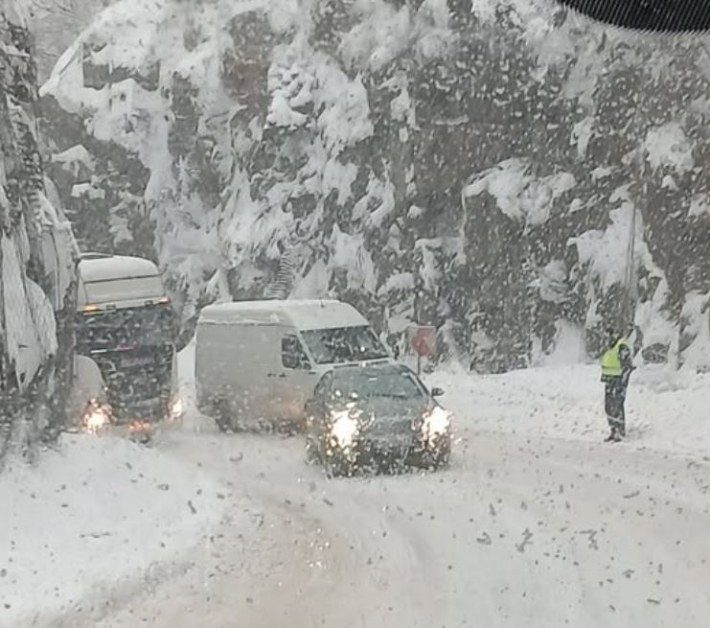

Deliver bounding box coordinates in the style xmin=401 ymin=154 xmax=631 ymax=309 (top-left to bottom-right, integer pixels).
xmin=408 ymin=325 xmax=437 ymax=358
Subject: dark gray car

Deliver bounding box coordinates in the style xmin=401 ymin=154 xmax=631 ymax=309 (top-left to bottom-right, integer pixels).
xmin=304 ymin=364 xmax=453 ymax=476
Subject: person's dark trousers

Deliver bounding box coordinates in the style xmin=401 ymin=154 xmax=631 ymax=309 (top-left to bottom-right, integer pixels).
xmin=605 ymin=378 xmax=627 ymax=437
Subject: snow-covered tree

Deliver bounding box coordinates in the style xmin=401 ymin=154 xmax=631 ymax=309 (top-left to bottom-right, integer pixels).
xmin=1 ymin=2 xmax=77 ymax=468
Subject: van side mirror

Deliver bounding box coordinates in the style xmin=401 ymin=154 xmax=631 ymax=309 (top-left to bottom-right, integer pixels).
xmin=431 ymin=387 xmax=445 ymax=398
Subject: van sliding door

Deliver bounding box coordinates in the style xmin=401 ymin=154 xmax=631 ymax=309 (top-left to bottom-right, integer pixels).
xmin=277 ymin=334 xmax=319 ymax=425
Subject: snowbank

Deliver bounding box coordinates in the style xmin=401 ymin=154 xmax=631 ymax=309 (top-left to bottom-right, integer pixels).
xmin=0 ymin=433 xmax=223 ymax=626
xmin=174 ymin=338 xmax=206 ymax=434
xmin=429 ymin=363 xmax=710 ymax=458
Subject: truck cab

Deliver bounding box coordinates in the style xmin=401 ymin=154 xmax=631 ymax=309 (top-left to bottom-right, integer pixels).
xmin=74 ymin=253 xmax=178 ymax=424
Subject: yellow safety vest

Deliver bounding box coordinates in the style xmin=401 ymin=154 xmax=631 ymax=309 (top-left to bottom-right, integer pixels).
xmin=601 ymin=338 xmax=628 ymax=377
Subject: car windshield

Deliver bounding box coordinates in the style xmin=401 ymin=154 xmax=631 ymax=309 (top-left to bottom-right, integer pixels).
xmin=331 ymin=370 xmax=426 ymax=400
xmin=302 ymin=326 xmax=389 ymax=365
xmin=76 ymin=304 xmax=175 ymax=351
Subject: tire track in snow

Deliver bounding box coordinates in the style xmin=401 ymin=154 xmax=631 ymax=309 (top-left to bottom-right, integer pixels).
xmin=99 ymin=421 xmax=710 ymax=627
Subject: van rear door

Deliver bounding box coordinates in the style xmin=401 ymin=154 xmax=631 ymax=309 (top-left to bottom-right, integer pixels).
xmin=197 ymin=323 xmax=282 ymax=428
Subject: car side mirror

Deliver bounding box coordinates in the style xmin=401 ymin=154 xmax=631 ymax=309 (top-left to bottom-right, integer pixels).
xmin=431 ymin=387 xmax=445 ymax=398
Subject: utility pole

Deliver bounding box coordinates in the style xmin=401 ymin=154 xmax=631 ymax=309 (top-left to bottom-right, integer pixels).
xmin=624 ymin=168 xmax=638 ymax=333
xmin=414 ymin=282 xmax=422 ymax=376
xmin=624 ymin=72 xmax=646 ymax=338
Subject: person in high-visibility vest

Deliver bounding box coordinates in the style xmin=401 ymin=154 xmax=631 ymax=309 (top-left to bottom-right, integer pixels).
xmin=600 ymin=327 xmax=635 ymax=442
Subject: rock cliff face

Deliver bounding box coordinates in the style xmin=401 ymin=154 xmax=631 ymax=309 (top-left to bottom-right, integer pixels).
xmin=26 ymin=0 xmax=111 ymax=82
xmin=40 ymin=0 xmax=710 ymax=372
xmin=1 ymin=2 xmax=76 ymax=465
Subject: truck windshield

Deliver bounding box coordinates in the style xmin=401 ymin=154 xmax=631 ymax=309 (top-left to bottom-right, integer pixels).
xmin=301 ymin=326 xmax=388 ymax=365
xmin=76 ymin=304 xmax=175 ymax=352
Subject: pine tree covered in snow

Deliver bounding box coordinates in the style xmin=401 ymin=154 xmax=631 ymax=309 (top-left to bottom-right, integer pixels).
xmin=0 ymin=2 xmax=77 ymax=467
xmin=37 ymin=0 xmax=710 ymax=372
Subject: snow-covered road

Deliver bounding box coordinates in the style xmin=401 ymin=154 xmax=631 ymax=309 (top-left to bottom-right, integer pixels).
xmin=96 ymin=407 xmax=710 ymax=628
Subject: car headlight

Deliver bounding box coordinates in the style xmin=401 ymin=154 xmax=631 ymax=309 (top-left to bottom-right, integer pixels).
xmin=329 ymin=403 xmax=361 ymax=449
xmin=331 ymin=414 xmax=358 ymax=448
xmin=82 ymin=400 xmax=112 ymax=434
xmin=420 ymin=406 xmax=452 ymax=443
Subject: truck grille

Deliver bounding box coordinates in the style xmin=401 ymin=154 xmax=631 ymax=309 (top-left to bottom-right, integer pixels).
xmin=91 ymin=345 xmax=173 ymax=406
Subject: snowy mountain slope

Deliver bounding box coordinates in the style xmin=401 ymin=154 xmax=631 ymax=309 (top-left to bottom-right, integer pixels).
xmin=1 ymin=2 xmax=77 ymax=466
xmin=39 ymin=0 xmax=710 ymax=372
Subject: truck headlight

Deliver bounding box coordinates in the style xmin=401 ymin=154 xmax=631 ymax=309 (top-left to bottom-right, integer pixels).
xmin=82 ymin=400 xmax=112 ymax=434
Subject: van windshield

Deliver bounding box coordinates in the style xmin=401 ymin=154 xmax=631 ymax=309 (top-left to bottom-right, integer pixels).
xmin=76 ymin=304 xmax=175 ymax=352
xmin=301 ymin=326 xmax=388 ymax=365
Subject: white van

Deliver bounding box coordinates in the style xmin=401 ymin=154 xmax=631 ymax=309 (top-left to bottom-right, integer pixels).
xmin=195 ymin=299 xmax=391 ymax=430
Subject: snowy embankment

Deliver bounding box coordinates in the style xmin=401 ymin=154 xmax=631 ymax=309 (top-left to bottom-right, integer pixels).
xmin=429 ymin=362 xmax=710 ymax=458
xmin=0 ymin=433 xmax=223 ymax=626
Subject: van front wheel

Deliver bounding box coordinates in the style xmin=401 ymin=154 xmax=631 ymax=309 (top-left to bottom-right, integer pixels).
xmin=213 ymin=398 xmax=233 ymax=433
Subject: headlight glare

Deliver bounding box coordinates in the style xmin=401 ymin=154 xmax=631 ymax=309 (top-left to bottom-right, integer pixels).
xmin=329 ymin=402 xmax=361 ymax=449
xmin=169 ymin=395 xmax=184 ymax=421
xmin=82 ymin=400 xmax=112 ymax=434
xmin=421 ymin=406 xmax=452 ymax=443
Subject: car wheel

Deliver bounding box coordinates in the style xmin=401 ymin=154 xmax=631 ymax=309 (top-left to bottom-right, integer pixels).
xmin=324 ymin=454 xmax=352 ymax=479
xmin=414 ymin=445 xmax=450 ymax=471
xmin=305 ymin=433 xmax=320 ymax=464
xmin=435 ymin=449 xmax=451 ymax=469
xmin=431 ymin=443 xmax=451 ymax=470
